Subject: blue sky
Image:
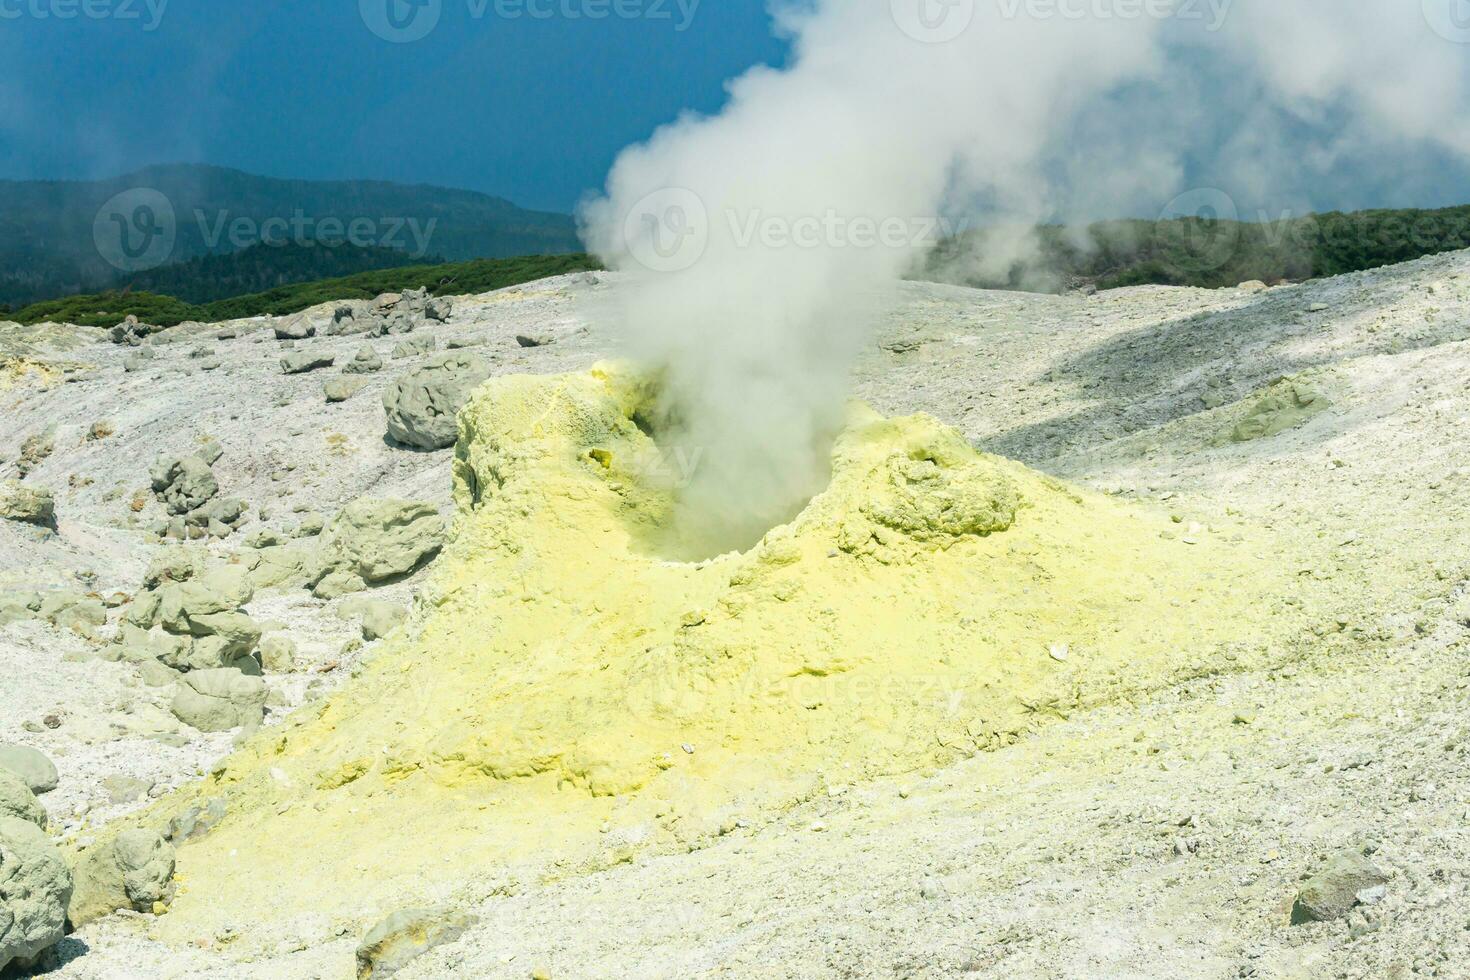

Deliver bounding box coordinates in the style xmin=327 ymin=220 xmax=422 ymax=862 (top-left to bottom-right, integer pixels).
xmin=0 ymin=0 xmax=786 ymax=213
xmin=2 ymin=1 xmax=1469 ymax=219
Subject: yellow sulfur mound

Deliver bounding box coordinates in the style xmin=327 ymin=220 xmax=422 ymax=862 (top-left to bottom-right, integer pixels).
xmin=136 ymin=365 xmax=1316 ymax=948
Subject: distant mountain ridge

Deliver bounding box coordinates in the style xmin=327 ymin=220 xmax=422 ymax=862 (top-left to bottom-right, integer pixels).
xmin=0 ymin=164 xmax=583 ymax=308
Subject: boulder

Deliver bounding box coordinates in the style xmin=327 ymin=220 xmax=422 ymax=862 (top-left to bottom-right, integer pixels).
xmin=142 ymin=547 xmax=210 ymax=590
xmin=373 ymin=310 xmax=417 ymax=337
xmin=273 ymin=314 xmax=317 ymax=341
xmin=324 ymin=377 xmax=369 ymax=403
xmin=165 ymin=798 xmax=226 ymax=843
xmin=281 ymin=351 xmax=335 ymax=375
xmin=0 ymin=770 xmax=45 ymax=829
xmin=382 ymin=353 xmax=492 ymax=450
xmin=258 ymin=634 xmax=299 ymax=673
xmin=150 ymin=454 xmax=219 ymax=516
xmin=342 ymin=345 xmax=384 ymax=375
xmin=0 ymin=746 xmax=57 ymax=795
xmin=0 ymin=482 xmax=55 ymax=527
xmin=0 ymin=817 xmax=72 ymax=975
xmin=424 ymin=296 xmax=453 ymax=322
xmin=67 ymin=829 xmax=176 ymax=927
xmin=244 ymin=544 xmax=312 ymax=591
xmin=307 ymin=500 xmax=446 ymax=599
xmin=516 ymin=333 xmax=555 ymax=348
xmin=341 ymin=598 xmax=407 ymax=641
xmin=391 ymin=335 xmax=435 ymax=359
xmin=356 ymin=907 xmax=475 ymax=980
xmin=37 ymin=592 xmax=107 ymax=635
xmin=1291 ymin=849 xmax=1389 ymax=924
xmin=170 ymin=669 xmax=268 ymax=733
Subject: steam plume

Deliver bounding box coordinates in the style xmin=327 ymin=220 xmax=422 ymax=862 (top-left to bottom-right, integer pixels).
xmin=582 ymin=0 xmax=1470 ymax=557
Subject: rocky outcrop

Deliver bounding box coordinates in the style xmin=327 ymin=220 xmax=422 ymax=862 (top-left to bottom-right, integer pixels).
xmin=149 ymin=444 xmax=247 ymax=540
xmin=382 ymin=353 xmax=491 ymax=450
xmin=307 ymin=499 xmax=446 ymax=599
xmin=122 ymin=563 xmax=263 ymax=674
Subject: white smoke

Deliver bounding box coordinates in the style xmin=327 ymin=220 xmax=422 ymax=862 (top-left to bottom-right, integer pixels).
xmin=581 ymin=0 xmax=1470 ymax=557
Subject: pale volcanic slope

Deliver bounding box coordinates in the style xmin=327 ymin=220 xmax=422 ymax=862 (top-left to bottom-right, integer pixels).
xmin=0 ymin=247 xmax=1467 ymax=977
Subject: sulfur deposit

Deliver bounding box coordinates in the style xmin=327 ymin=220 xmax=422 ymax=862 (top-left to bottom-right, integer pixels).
xmin=119 ymin=365 xmax=1315 ymax=947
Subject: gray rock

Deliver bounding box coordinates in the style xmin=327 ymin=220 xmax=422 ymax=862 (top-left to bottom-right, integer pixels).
xmin=281 ymin=351 xmax=336 ymax=375
xmin=307 ymin=499 xmax=446 ymax=599
xmin=515 ymin=333 xmax=556 ymax=348
xmin=165 ymin=798 xmax=226 ymax=843
xmin=0 ymin=817 xmax=72 ymax=974
xmin=149 ymin=454 xmax=219 ymax=516
xmin=424 ymin=296 xmax=453 ymax=322
xmin=0 ymin=770 xmax=45 ymax=828
xmin=356 ymin=907 xmax=475 ymax=980
xmin=0 ymin=481 xmax=55 ymax=527
xmin=341 ymin=598 xmax=408 ymax=641
xmin=258 ymin=634 xmax=299 ymax=673
xmin=373 ymin=310 xmax=417 ymax=337
xmin=170 ymin=669 xmax=268 ymax=733
xmin=1291 ymin=849 xmax=1389 ymax=924
xmin=100 ymin=776 xmax=151 ymax=805
xmin=16 ymin=429 xmax=54 ymax=478
xmin=391 ymin=334 xmax=436 ymax=359
xmin=382 ymin=353 xmax=492 ymax=450
xmin=342 ymin=345 xmax=384 ymax=375
xmin=67 ymin=829 xmax=175 ymax=926
xmin=0 ymin=746 xmax=58 ymax=795
xmin=274 ymin=314 xmax=317 ymax=340
xmin=325 ymin=377 xmax=369 ymax=403
xmin=37 ymin=592 xmax=106 ymax=636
